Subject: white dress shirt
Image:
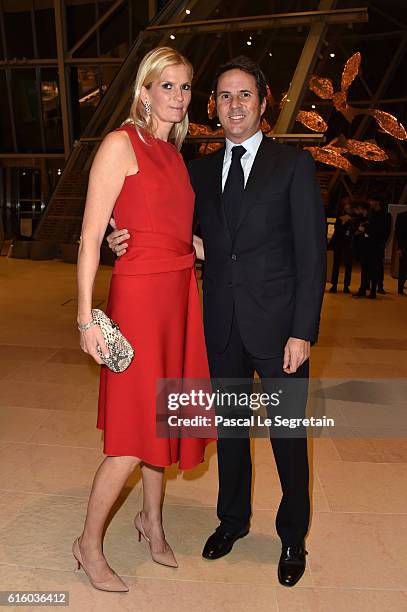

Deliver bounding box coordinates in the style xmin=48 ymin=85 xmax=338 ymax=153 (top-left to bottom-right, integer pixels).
xmin=222 ymin=129 xmax=263 ymax=192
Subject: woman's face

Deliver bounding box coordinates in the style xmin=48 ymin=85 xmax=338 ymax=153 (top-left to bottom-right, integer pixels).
xmin=142 ymin=63 xmax=192 ymax=129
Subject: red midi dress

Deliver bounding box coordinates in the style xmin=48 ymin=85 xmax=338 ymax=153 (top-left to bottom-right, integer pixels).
xmin=97 ymin=124 xmax=213 ymax=469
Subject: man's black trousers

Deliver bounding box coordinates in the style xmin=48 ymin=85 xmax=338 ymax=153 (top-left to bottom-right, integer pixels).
xmin=206 ymin=308 xmax=310 ymax=547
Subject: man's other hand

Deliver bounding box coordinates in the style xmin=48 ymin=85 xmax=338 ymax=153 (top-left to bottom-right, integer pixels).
xmin=106 ymin=217 xmax=130 ymax=256
xmin=283 ymin=337 xmax=310 ymax=374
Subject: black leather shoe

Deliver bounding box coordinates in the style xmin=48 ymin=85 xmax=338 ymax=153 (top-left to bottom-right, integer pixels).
xmin=278 ymin=544 xmax=308 ymax=587
xmin=202 ymin=525 xmax=250 ymax=560
xmin=329 ymin=285 xmax=337 ymax=293
xmin=343 ymin=286 xmax=350 ymax=294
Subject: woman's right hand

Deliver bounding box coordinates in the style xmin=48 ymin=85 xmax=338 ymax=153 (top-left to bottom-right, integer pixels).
xmin=79 ymin=324 xmax=110 ymax=365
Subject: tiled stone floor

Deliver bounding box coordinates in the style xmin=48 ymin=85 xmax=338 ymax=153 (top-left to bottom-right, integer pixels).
xmin=0 ymin=257 xmax=406 ymax=612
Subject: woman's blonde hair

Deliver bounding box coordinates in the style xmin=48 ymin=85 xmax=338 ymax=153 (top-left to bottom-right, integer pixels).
xmin=124 ymin=47 xmax=193 ymax=150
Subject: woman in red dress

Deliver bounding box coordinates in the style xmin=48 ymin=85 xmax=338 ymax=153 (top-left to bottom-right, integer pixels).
xmin=75 ymin=47 xmax=212 ymax=592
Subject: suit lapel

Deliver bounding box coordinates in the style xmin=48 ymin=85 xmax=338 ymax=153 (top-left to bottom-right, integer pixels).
xmin=234 ymin=136 xmax=280 ymax=236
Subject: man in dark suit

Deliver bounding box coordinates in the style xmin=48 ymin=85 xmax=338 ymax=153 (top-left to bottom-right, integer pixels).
xmin=108 ymin=56 xmax=326 ymax=587
xmin=395 ymin=207 xmax=407 ymax=295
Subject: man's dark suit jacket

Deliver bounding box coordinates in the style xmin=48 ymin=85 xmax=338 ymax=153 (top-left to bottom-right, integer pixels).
xmin=189 ymin=135 xmax=327 ymax=359
xmin=395 ymin=210 xmax=407 ymax=251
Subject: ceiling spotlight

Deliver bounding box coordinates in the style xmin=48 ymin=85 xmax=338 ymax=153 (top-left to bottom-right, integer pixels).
xmin=329 ymin=52 xmax=335 ymax=58
xmin=246 ymin=40 xmax=252 ymax=46
xmin=170 ymin=34 xmax=175 ymax=40
xmin=185 ymin=9 xmax=191 ymax=14
xmin=249 ymin=36 xmax=252 ymax=40
xmin=311 ymin=104 xmax=316 ymax=109
xmin=217 ymin=123 xmax=221 ymax=127
xmin=269 ymin=52 xmax=272 ymax=57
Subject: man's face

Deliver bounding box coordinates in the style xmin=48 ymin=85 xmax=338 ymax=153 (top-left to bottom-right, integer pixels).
xmin=216 ymin=69 xmax=266 ymax=143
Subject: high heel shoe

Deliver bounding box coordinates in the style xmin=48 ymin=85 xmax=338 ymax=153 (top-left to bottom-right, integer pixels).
xmin=134 ymin=512 xmax=178 ymax=568
xmin=72 ymin=537 xmax=129 ymax=592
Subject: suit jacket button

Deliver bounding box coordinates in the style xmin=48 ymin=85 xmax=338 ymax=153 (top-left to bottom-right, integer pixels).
xmin=231 ymin=253 xmax=237 ymax=260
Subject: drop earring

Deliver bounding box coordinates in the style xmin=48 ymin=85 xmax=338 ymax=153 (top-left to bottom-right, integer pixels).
xmin=143 ymin=99 xmax=151 ymax=114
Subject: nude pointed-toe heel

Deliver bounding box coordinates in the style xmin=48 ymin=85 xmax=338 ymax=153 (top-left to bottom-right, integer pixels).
xmin=134 ymin=512 xmax=178 ymax=568
xmin=72 ymin=538 xmax=129 ymax=592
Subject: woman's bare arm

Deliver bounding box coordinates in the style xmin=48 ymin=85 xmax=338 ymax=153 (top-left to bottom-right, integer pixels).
xmin=77 ymin=130 xmax=137 ymax=362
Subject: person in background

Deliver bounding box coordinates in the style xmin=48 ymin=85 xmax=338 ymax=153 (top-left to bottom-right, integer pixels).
xmin=352 ymin=202 xmax=370 ymax=297
xmin=368 ymin=198 xmax=392 ymax=295
xmin=365 ymin=199 xmax=388 ymax=299
xmin=329 ymin=196 xmax=354 ymax=293
xmin=395 ymin=205 xmax=407 ymax=296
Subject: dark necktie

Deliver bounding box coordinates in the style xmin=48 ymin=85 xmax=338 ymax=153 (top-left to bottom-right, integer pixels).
xmin=223 ymin=145 xmax=246 ymax=235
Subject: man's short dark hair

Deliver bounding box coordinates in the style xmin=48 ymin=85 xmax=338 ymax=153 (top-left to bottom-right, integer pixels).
xmin=213 ymin=55 xmax=268 ymax=102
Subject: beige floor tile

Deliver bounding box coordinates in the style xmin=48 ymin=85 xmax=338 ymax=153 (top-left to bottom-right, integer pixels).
xmin=331 ymin=437 xmax=407 ymax=463
xmin=307 ymin=512 xmax=407 ymax=589
xmin=0 ymin=489 xmax=141 ymax=571
xmin=275 ymin=587 xmax=407 ymax=612
xmin=27 ymin=410 xmax=103 ymax=448
xmin=0 ymin=443 xmax=105 ymax=496
xmin=0 ymin=345 xmax=57 ymax=363
xmin=46 ymin=348 xmax=98 ymax=365
xmin=0 ymin=380 xmax=94 ymax=411
xmin=0 ymin=359 xmax=35 ymax=381
xmin=0 ymin=406 xmax=50 ymax=443
xmin=308 ymin=437 xmax=342 ymax=462
xmin=312 ymin=399 xmax=405 ymax=438
xmin=369 ymin=438 xmax=407 ymax=463
xmin=316 ymin=460 xmax=407 ymax=513
xmin=4 ymin=361 xmax=99 ymax=386
xmin=331 ymin=438 xmax=383 ymax=462
xmin=0 ymin=565 xmax=280 ymax=612
xmin=77 ymin=387 xmax=101 ymax=412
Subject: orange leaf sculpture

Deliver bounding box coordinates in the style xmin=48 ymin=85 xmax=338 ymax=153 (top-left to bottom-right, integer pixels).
xmin=296 ymin=110 xmax=328 ymax=132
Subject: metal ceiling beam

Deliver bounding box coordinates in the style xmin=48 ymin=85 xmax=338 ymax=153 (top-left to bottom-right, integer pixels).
xmin=146 ymin=8 xmax=368 ymax=35
xmin=81 ymin=134 xmax=325 ymax=144
xmin=0 ymin=153 xmax=65 ymax=159
xmin=94 ymin=0 xmax=222 ymax=136
xmin=54 ymin=0 xmax=72 ymax=158
xmin=303 ymin=96 xmax=407 ymax=106
xmin=273 ymin=0 xmax=338 ymax=135
xmin=0 ymin=57 xmax=125 ymax=66
xmin=370 ymin=4 xmax=407 ymax=31
xmin=353 ymin=35 xmax=407 ymax=140
xmin=0 ymin=0 xmax=18 ymax=152
xmin=67 ymin=0 xmax=126 ymax=56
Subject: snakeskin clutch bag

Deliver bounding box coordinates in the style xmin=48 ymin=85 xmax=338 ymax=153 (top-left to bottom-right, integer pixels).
xmin=91 ymin=308 xmax=134 ymax=372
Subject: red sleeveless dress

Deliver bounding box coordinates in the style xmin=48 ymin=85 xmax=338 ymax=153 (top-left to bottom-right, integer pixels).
xmin=97 ymin=125 xmax=213 ymax=469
